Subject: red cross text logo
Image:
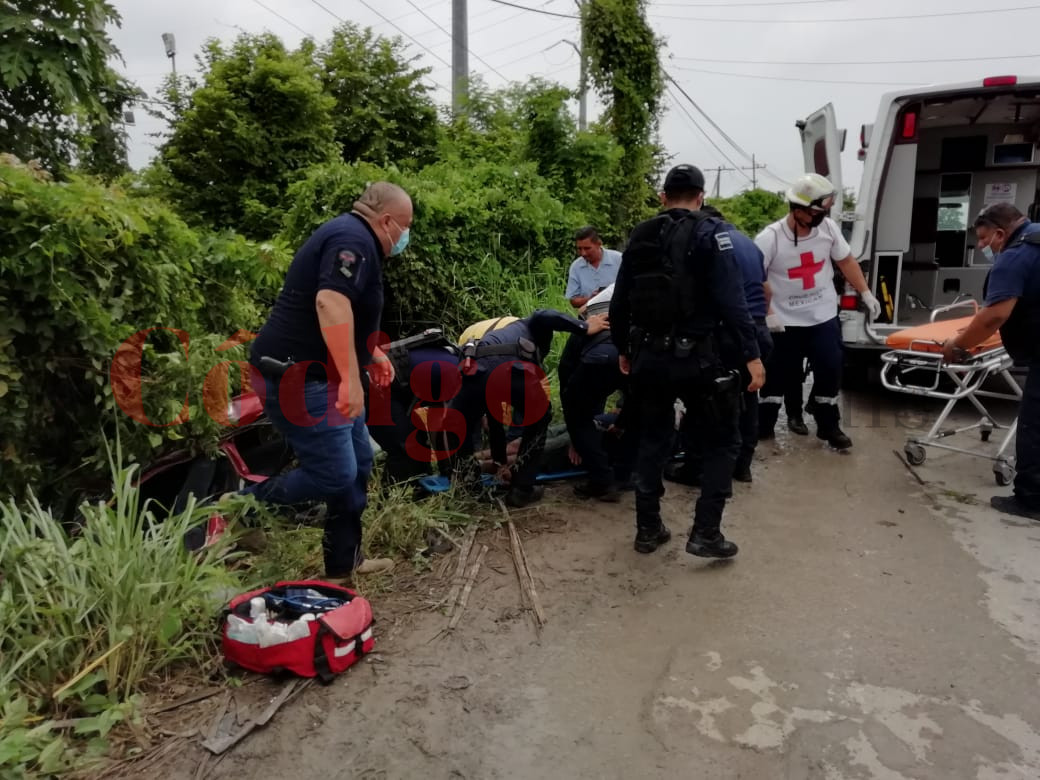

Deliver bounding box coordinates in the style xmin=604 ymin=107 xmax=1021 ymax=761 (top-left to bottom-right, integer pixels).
xmin=788 ymin=251 xmax=825 ymax=290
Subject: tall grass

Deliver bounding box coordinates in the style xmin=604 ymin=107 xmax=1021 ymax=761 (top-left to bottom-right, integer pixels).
xmin=0 ymin=442 xmax=241 ymax=775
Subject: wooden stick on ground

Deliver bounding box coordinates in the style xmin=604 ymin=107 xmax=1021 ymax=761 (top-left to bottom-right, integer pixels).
xmin=506 ymin=520 xmax=530 ymax=610
xmin=508 ymin=521 xmax=547 ymax=627
xmin=448 ymin=544 xmax=488 ymax=631
xmin=446 ymin=526 xmax=478 ymax=618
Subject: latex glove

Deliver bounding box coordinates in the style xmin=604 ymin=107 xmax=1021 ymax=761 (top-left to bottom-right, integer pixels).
xmin=861 ymin=290 xmax=882 ymax=321
xmin=765 ymin=313 xmax=785 ymax=333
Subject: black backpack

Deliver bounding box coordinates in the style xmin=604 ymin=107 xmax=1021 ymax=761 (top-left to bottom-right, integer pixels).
xmin=626 ymin=210 xmax=711 ymax=336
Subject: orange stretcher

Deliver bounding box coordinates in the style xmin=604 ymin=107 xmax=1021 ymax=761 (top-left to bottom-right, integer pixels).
xmin=879 ymin=300 xmax=1021 ymax=486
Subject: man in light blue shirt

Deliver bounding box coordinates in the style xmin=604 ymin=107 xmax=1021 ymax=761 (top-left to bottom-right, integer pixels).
xmin=565 ymin=226 xmax=622 ymax=309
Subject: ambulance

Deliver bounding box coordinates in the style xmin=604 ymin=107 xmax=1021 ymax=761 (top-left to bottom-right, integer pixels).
xmin=799 ymin=75 xmax=1040 ymax=374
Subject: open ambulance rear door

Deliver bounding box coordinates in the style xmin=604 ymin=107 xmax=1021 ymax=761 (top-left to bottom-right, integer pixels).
xmin=796 ymin=103 xmax=844 ymax=221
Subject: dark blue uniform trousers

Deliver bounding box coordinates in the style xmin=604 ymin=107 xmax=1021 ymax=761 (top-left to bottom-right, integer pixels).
xmin=760 ymin=317 xmax=843 ymax=431
xmin=631 ymin=353 xmax=740 ymax=537
xmin=1016 ymin=361 xmax=1040 ymax=508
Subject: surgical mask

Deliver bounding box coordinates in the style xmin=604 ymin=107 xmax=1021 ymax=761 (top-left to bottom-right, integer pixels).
xmin=981 ymin=245 xmax=994 ymax=262
xmin=390 ymin=227 xmax=410 ymax=256
xmin=386 ymin=216 xmax=410 ymax=256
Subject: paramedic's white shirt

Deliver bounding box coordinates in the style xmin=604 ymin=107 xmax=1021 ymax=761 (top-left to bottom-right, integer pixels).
xmin=586 ymin=283 xmax=614 ymax=309
xmin=755 ymin=217 xmax=851 ymax=327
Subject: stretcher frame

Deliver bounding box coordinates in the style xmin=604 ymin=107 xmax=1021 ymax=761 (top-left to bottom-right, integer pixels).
xmin=879 ymin=300 xmax=1022 ymax=486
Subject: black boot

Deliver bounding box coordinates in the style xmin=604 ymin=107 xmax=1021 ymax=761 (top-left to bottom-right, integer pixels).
xmin=505 ymin=485 xmax=545 ymax=508
xmin=732 ymin=462 xmax=753 ymax=483
xmin=817 ymin=425 xmax=852 ymax=450
xmin=664 ymin=462 xmax=701 ymax=487
xmin=574 ymin=481 xmax=620 ymax=502
xmin=686 ymin=531 xmax=739 ymax=558
xmin=634 ymin=522 xmax=672 ymax=554
xmin=787 ymin=416 xmax=809 ymax=436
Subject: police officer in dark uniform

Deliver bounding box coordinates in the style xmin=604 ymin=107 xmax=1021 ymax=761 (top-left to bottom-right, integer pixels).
xmin=666 ymin=204 xmax=773 ymax=486
xmin=445 ymin=309 xmax=609 ymax=508
xmin=943 ymin=202 xmax=1040 ymax=520
xmin=560 ymin=286 xmax=627 ymax=501
xmin=241 ymin=182 xmax=412 ymax=580
xmin=610 ymin=165 xmax=765 ymax=557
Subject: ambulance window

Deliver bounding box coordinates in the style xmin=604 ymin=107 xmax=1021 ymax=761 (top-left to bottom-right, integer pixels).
xmin=938 ymin=173 xmax=972 ymax=231
xmin=813 ymin=140 xmax=829 ymax=176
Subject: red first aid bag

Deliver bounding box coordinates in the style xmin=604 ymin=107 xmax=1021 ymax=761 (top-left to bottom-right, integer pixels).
xmin=221 ymin=580 xmax=374 ymax=684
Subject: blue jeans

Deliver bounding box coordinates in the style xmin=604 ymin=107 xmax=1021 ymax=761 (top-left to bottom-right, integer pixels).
xmin=242 ymin=375 xmax=373 ymax=576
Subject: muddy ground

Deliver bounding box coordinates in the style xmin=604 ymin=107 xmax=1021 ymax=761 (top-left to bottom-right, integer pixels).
xmin=152 ymin=386 xmax=1040 ymax=780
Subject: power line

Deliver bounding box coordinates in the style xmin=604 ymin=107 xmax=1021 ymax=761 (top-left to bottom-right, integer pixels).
xmin=670 ymin=65 xmax=921 ymax=87
xmin=306 ymin=0 xmax=453 ymax=71
xmin=484 ymin=0 xmax=578 ymax=19
xmin=654 ymin=0 xmax=850 ymax=5
xmin=664 ymin=86 xmax=752 ymax=183
xmin=247 ymin=0 xmax=314 ymax=37
xmin=652 ymin=3 xmax=1040 ymax=23
xmin=404 ymin=0 xmax=511 ymax=82
xmin=665 ymin=71 xmax=755 ymax=166
xmin=670 ymin=52 xmax=1040 ymax=67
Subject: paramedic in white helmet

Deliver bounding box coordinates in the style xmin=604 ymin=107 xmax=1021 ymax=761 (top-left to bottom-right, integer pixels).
xmin=754 ymin=173 xmax=881 ymax=449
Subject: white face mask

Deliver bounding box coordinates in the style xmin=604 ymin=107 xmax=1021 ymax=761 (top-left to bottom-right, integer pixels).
xmin=981 ymin=245 xmax=994 ymax=262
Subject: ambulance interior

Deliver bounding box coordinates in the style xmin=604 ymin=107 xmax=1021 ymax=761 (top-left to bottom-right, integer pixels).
xmin=870 ymin=84 xmax=1040 ymax=328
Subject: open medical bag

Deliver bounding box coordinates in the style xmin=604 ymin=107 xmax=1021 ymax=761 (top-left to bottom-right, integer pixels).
xmin=221 ymin=580 xmax=374 ymax=684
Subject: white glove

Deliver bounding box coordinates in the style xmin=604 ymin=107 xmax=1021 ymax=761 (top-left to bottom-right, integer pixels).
xmin=861 ymin=290 xmax=882 ymax=321
xmin=765 ymin=313 xmax=785 ymax=333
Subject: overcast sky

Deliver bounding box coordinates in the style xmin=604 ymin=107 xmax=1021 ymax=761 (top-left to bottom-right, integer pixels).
xmin=106 ymin=0 xmax=1040 ymax=197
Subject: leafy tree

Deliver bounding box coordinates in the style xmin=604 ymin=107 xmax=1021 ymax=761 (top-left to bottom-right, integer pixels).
xmin=315 ymin=24 xmax=439 ymax=168
xmin=157 ymin=33 xmax=337 ymax=239
xmin=0 ymin=0 xmax=137 ymax=177
xmin=706 ymin=189 xmax=789 ymax=236
xmin=582 ymin=0 xmax=664 ymax=229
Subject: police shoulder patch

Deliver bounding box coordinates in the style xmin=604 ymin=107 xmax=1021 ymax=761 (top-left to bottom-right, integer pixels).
xmin=714 ymin=231 xmax=734 ymax=252
xmin=338 ymin=249 xmax=361 ymax=278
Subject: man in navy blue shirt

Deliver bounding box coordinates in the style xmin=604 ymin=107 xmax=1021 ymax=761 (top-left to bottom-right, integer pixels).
xmin=242 ymin=182 xmax=413 ymax=581
xmin=943 ymin=203 xmax=1040 ymax=520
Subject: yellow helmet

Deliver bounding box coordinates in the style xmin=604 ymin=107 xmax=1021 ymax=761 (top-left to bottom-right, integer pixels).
xmin=457 ymin=316 xmax=519 ymax=346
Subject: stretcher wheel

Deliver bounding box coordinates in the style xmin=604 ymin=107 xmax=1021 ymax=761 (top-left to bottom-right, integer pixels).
xmin=905 ymin=444 xmax=926 ymax=466
xmin=995 ymin=464 xmax=1014 ymax=487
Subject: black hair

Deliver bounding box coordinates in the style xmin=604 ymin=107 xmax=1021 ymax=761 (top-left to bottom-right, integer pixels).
xmin=574 ymin=226 xmax=601 ymax=242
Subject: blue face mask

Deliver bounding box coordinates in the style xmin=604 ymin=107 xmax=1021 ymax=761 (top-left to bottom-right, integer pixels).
xmin=390 ymin=227 xmax=410 ymax=256
xmin=981 ymin=245 xmax=994 ymax=262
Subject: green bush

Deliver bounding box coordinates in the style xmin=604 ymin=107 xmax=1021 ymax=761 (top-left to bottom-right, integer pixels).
xmin=707 ymin=189 xmax=789 ymax=237
xmin=282 ymin=159 xmax=589 ymax=339
xmin=0 ymin=444 xmax=241 ymax=776
xmin=0 ymin=159 xmax=290 ymax=504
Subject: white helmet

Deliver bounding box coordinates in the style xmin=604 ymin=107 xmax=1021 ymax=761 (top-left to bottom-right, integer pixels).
xmin=786 ymin=173 xmax=835 ymax=210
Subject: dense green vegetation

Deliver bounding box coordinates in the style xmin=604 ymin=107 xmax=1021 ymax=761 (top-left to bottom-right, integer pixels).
xmin=0 ymin=0 xmax=789 ymax=773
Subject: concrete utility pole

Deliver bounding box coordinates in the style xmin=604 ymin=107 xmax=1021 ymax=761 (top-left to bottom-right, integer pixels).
xmin=452 ymin=0 xmax=468 ymax=114
xmin=740 ymin=153 xmax=767 ymax=190
xmin=576 ymin=0 xmax=587 ymax=131
xmin=712 ymin=166 xmax=735 ymax=198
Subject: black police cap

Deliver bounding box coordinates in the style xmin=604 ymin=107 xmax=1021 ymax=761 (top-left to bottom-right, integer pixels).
xmin=663 ymin=164 xmax=706 ymax=193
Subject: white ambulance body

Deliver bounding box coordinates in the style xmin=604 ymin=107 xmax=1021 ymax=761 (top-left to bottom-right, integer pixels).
xmin=799 ymin=75 xmax=1040 ymax=361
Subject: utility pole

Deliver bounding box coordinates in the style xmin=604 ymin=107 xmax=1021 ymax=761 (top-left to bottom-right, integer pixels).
xmin=452 ymin=0 xmax=468 ymax=114
xmin=576 ymin=0 xmax=587 ymax=131
xmin=739 ymin=153 xmax=767 ymax=190
xmin=712 ymin=165 xmax=735 ymax=198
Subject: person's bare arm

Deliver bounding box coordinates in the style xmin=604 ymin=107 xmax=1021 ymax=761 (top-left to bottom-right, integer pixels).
xmin=316 ymin=289 xmax=364 ymax=418
xmin=834 ymin=255 xmax=870 ymax=293
xmin=942 ymin=299 xmax=1017 ymax=363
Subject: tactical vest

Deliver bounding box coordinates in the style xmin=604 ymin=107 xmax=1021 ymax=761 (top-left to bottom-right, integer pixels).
xmin=626 ymin=210 xmax=710 ymax=337
xmin=995 ymin=232 xmax=1040 ymax=362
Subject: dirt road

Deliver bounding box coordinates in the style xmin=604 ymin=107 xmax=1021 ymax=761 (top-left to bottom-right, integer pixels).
xmin=164 ymin=389 xmax=1040 ymax=779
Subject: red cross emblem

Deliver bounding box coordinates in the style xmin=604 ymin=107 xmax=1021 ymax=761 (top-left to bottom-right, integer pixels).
xmin=788 ymin=251 xmax=825 ymax=290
